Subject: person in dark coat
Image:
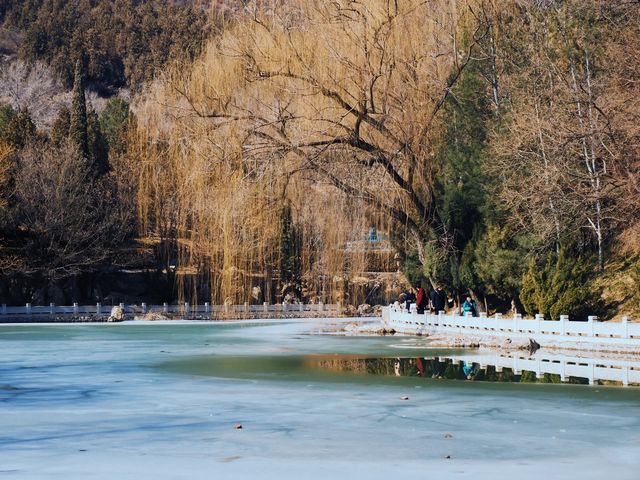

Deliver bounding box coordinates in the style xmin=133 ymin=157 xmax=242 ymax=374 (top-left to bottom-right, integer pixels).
xmin=404 ymin=289 xmax=416 ymax=312
xmin=430 ymin=285 xmax=447 ymax=313
xmin=416 ymin=284 xmax=428 ymax=314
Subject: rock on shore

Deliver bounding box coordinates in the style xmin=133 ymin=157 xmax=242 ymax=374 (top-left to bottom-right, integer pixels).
xmin=108 ymin=306 xmax=125 ymax=322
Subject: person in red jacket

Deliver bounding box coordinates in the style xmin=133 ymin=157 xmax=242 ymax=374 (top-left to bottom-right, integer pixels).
xmin=415 ymin=284 xmax=428 ymax=314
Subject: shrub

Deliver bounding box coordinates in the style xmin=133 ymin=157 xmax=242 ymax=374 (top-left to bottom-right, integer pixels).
xmin=520 ymin=249 xmax=603 ymax=320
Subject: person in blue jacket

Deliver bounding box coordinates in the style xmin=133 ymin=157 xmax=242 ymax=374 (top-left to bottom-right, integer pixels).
xmin=461 ymin=295 xmax=478 ymax=317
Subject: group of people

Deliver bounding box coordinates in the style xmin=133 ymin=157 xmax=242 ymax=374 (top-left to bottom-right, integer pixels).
xmin=403 ymin=284 xmax=478 ymax=317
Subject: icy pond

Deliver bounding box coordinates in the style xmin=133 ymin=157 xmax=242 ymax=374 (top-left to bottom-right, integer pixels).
xmin=2 ymin=318 xmax=640 ymax=480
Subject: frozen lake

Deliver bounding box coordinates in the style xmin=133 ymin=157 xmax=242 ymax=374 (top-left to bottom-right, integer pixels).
xmin=2 ymin=318 xmax=640 ymax=479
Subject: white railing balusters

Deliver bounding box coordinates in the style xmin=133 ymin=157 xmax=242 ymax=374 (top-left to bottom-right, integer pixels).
xmin=0 ymin=303 xmax=344 ymax=319
xmin=384 ymin=306 xmax=637 ymax=346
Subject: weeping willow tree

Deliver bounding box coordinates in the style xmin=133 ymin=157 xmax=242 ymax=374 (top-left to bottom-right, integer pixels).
xmin=133 ymin=0 xmax=488 ymax=304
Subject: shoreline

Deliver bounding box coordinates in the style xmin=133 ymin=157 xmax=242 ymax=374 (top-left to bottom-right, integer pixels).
xmin=342 ymin=320 xmax=640 ymax=357
xmin=0 ymin=312 xmax=351 ymax=324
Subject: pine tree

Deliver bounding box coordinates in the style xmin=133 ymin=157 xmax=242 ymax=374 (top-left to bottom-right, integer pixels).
xmin=520 ymin=250 xmax=602 ymax=320
xmin=87 ymin=106 xmax=109 ymax=175
xmin=280 ymin=202 xmax=301 ymax=283
xmin=100 ymin=98 xmax=129 ymax=155
xmin=69 ymin=59 xmax=88 ymax=157
xmin=50 ymin=106 xmax=70 ymax=148
xmin=5 ymin=107 xmax=36 ymax=149
xmin=0 ymin=104 xmax=16 ymax=142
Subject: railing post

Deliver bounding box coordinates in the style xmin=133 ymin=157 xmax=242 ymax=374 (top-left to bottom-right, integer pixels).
xmin=205 ymin=302 xmax=210 ymax=314
xmin=163 ymin=302 xmax=169 ymax=314
xmin=513 ymin=313 xmax=522 ymax=333
xmin=96 ymin=302 xmax=101 ymax=315
xmin=184 ymin=302 xmax=189 ymax=316
xmin=119 ymin=302 xmax=125 ymax=313
xmin=588 ymin=316 xmax=597 ymax=337
xmin=282 ymin=302 xmax=287 ymax=312
xmin=263 ymin=302 xmax=268 ymax=313
xmin=26 ymin=303 xmax=32 ymax=315
xmin=244 ymin=302 xmax=249 ymax=312
xmin=495 ymin=313 xmax=502 ymax=331
xmin=479 ymin=311 xmax=488 ymax=329
xmin=319 ymin=302 xmax=324 ymax=312
xmin=299 ymin=303 xmax=304 ymax=312
xmin=438 ymin=310 xmax=444 ymax=327
xmin=1 ymin=304 xmax=6 ymax=315
xmin=535 ymin=314 xmax=544 ymax=334
xmin=559 ymin=315 xmax=568 ymax=335
xmin=141 ymin=302 xmax=147 ymax=314
xmin=74 ymin=302 xmax=79 ymax=314
xmin=50 ymin=302 xmax=55 ymax=315
xmin=622 ymin=316 xmax=629 ymax=339
xmin=337 ymin=301 xmax=342 ymax=313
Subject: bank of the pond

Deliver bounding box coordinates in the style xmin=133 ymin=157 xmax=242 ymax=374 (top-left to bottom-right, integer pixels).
xmin=0 ymin=312 xmax=351 ymax=323
xmin=343 ymin=318 xmax=640 ymax=357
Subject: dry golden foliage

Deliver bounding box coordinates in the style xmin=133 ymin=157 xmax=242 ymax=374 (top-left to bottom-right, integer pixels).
xmin=134 ymin=0 xmax=486 ymax=302
xmin=489 ymin=1 xmax=640 ymax=267
xmin=0 ymin=142 xmax=14 ymax=211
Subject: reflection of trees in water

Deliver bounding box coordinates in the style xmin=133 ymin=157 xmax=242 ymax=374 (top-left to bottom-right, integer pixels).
xmin=314 ymin=357 xmax=398 ymax=376
xmin=311 ymin=357 xmax=590 ymax=384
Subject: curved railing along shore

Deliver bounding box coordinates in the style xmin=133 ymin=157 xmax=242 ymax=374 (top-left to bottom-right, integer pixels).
xmin=382 ymin=305 xmax=639 ymax=346
xmin=0 ymin=302 xmax=341 ymax=320
xmin=438 ymin=351 xmax=640 ymax=386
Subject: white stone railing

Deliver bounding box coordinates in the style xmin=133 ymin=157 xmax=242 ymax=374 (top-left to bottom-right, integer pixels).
xmin=382 ymin=306 xmax=639 ymax=344
xmin=0 ymin=302 xmax=341 ymax=317
xmin=439 ymin=351 xmax=640 ymax=386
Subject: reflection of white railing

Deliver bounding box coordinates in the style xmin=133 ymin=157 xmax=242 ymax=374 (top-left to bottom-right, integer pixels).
xmin=0 ymin=302 xmax=341 ymax=317
xmin=443 ymin=352 xmax=640 ymax=386
xmin=382 ymin=306 xmax=639 ymax=344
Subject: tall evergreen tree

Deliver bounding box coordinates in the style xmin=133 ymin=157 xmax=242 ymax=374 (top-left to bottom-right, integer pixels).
xmin=87 ymin=106 xmax=109 ymax=176
xmin=5 ymin=107 xmax=36 ymax=149
xmin=280 ymin=202 xmax=302 ymax=283
xmin=69 ymin=59 xmax=88 ymax=157
xmin=50 ymin=106 xmax=70 ymax=148
xmin=0 ymin=105 xmax=16 ymax=142
xmin=100 ymin=98 xmax=130 ymax=155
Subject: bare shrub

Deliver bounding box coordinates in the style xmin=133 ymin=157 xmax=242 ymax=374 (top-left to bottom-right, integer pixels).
xmin=7 ymin=141 xmax=134 ymax=279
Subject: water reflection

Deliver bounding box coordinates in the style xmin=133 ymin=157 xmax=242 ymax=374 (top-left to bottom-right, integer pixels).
xmin=308 ymin=353 xmax=640 ymax=387
xmin=310 ymin=357 xmax=498 ymax=382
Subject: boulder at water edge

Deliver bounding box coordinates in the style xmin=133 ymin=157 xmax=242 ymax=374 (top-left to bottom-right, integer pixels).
xmin=357 ymin=304 xmax=373 ymax=316
xmin=108 ymin=305 xmax=125 ymax=322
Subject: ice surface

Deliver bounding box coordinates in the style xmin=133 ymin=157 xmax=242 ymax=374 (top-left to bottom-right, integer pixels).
xmin=1 ymin=318 xmax=640 ymax=479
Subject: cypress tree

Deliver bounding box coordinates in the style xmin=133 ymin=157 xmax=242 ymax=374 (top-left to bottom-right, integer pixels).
xmin=69 ymin=59 xmax=88 ymax=157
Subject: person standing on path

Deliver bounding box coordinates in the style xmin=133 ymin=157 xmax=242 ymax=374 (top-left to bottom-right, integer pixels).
xmin=416 ymin=284 xmax=428 ymax=314
xmin=430 ymin=285 xmax=447 ymax=313
xmin=462 ymin=295 xmax=478 ymax=317
xmin=404 ymin=289 xmax=416 ymax=312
